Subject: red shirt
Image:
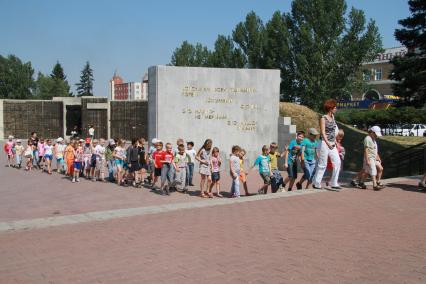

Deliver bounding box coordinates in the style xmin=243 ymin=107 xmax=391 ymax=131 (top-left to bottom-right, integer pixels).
xmin=153 ymin=150 xmax=164 ymax=169
xmin=162 ymin=151 xmax=174 ymax=164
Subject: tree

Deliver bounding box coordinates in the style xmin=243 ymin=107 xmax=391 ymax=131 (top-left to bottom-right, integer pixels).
xmin=209 ymin=35 xmax=246 ymax=68
xmin=51 ymin=61 xmax=66 ymax=80
xmin=283 ymin=0 xmax=382 ymax=108
xmin=390 ymin=0 xmax=426 ymax=106
xmin=50 ymin=61 xmax=72 ymax=97
xmin=171 ymin=41 xmax=211 ymax=67
xmin=76 ymin=61 xmax=94 ymax=97
xmin=232 ymin=11 xmax=266 ymax=68
xmin=0 ymin=54 xmax=35 ymax=99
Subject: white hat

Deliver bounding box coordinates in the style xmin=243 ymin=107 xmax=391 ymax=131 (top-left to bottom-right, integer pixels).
xmin=16 ymin=139 xmax=22 ymax=143
xmin=108 ymin=139 xmax=116 ymax=145
xmin=56 ymin=137 xmax=64 ymax=142
xmin=151 ymin=138 xmax=158 ymax=144
xmin=8 ymin=135 xmax=14 ymax=139
xmin=369 ymin=126 xmax=382 ymax=137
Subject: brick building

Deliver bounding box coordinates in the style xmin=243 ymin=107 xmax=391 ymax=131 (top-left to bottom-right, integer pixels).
xmin=109 ymin=72 xmax=147 ymax=101
xmin=353 ymin=46 xmax=407 ymax=101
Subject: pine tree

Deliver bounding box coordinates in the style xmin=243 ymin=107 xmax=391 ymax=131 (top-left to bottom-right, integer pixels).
xmin=390 ymin=0 xmax=426 ymax=106
xmin=51 ymin=61 xmax=66 ymax=80
xmin=76 ymin=61 xmax=94 ymax=97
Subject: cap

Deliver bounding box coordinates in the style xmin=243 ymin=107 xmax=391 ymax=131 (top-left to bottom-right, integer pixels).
xmin=79 ymin=139 xmax=84 ymax=142
xmin=369 ymin=126 xmax=382 ymax=137
xmin=16 ymin=139 xmax=21 ymax=143
xmin=151 ymin=138 xmax=158 ymax=144
xmin=309 ymin=128 xmax=319 ymax=135
xmin=8 ymin=135 xmax=14 ymax=139
xmin=108 ymin=139 xmax=116 ymax=145
xmin=56 ymin=137 xmax=64 ymax=142
xmin=85 ymin=138 xmax=91 ymax=144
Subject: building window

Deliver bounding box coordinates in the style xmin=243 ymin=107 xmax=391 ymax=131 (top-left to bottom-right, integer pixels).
xmin=363 ymin=71 xmax=370 ymax=81
xmin=373 ymin=68 xmax=382 ymax=81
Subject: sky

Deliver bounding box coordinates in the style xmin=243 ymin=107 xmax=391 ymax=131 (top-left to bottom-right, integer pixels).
xmin=0 ymin=0 xmax=411 ymax=97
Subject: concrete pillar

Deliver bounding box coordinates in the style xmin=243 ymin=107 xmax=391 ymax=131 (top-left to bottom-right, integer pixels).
xmin=107 ymin=101 xmax=111 ymax=139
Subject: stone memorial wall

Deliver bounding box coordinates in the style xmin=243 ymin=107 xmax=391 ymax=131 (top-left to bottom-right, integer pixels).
xmin=148 ymin=65 xmax=281 ymax=166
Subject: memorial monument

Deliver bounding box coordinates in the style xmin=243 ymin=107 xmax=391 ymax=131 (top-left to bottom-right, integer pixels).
xmin=148 ymin=65 xmax=281 ymax=165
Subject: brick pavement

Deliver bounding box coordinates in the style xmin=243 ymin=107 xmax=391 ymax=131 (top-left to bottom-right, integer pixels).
xmin=0 ymin=177 xmax=425 ymax=283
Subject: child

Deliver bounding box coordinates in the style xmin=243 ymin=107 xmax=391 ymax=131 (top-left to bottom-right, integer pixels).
xmin=152 ymin=141 xmax=164 ymax=189
xmin=24 ymin=140 xmax=34 ymax=171
xmin=160 ymin=143 xmax=176 ymax=195
xmin=37 ymin=138 xmax=45 ymax=170
xmin=284 ymin=131 xmax=305 ymax=191
xmin=14 ymin=139 xmax=24 ymax=168
xmin=105 ymin=139 xmax=116 ymax=182
xmin=147 ymin=138 xmax=158 ymax=185
xmin=359 ymin=126 xmax=385 ymax=191
xmin=137 ymin=138 xmax=148 ymax=186
xmin=239 ymin=149 xmax=250 ymax=196
xmin=64 ymin=139 xmax=75 ymax=176
xmin=185 ymin=141 xmax=196 ymax=186
xmin=229 ymin=145 xmax=242 ymax=198
xmin=72 ymin=141 xmax=83 ymax=182
xmin=296 ymin=128 xmax=320 ymax=189
xmin=90 ymin=139 xmax=98 ymax=181
xmin=81 ymin=138 xmax=91 ymax=178
xmin=196 ymin=139 xmax=213 ymax=198
xmin=209 ymin=147 xmax=223 ymax=197
xmin=94 ymin=139 xmax=107 ymax=182
xmin=43 ymin=139 xmax=54 ymax=174
xmin=325 ymin=129 xmax=345 ymax=188
xmin=54 ymin=138 xmax=66 ymax=174
xmin=127 ymin=138 xmax=141 ymax=187
xmin=113 ymin=139 xmax=127 ymax=186
xmin=249 ymin=145 xmax=272 ymax=195
xmin=269 ymin=143 xmax=286 ymax=193
xmin=174 ymin=144 xmax=190 ymax=193
xmin=4 ymin=135 xmax=15 ymax=167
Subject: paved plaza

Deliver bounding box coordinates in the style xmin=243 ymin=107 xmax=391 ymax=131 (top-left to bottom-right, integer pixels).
xmin=0 ymin=154 xmax=425 ymax=283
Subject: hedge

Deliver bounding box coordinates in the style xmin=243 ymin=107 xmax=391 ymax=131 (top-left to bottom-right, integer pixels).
xmin=335 ymin=107 xmax=426 ymax=126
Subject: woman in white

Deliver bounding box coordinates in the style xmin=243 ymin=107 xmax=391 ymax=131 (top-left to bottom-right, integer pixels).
xmin=312 ymin=99 xmax=341 ymax=189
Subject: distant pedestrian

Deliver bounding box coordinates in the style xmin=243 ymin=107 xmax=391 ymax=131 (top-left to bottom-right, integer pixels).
xmin=312 ymin=99 xmax=341 ymax=190
xmin=160 ymin=143 xmax=176 ymax=195
xmin=296 ymin=128 xmax=320 ymax=189
xmin=54 ymin=137 xmax=66 ymax=174
xmin=43 ymin=139 xmax=54 ymax=174
xmin=185 ymin=141 xmax=196 ymax=186
xmin=24 ymin=140 xmax=34 ymax=171
xmin=284 ymin=131 xmax=305 ymax=191
xmin=239 ymin=149 xmax=250 ymax=196
xmin=229 ymin=145 xmax=242 ymax=198
xmin=249 ymin=145 xmax=272 ymax=195
xmin=113 ymin=139 xmax=127 ymax=186
xmin=269 ymin=143 xmax=285 ymax=193
xmin=174 ymin=144 xmax=190 ymax=193
xmin=4 ymin=135 xmax=15 ymax=167
xmin=196 ymin=139 xmax=213 ymax=198
xmin=14 ymin=139 xmax=24 ymax=169
xmin=359 ymin=126 xmax=385 ymax=191
xmin=325 ymin=129 xmax=345 ymax=188
xmin=88 ymin=125 xmax=95 ymax=139
xmin=209 ymin=147 xmax=223 ymax=197
xmin=72 ymin=141 xmax=83 ymax=183
xmin=152 ymin=141 xmax=164 ymax=188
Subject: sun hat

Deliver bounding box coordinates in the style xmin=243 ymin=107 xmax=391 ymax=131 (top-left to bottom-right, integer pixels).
xmin=151 ymin=138 xmax=158 ymax=144
xmin=56 ymin=137 xmax=64 ymax=142
xmin=369 ymin=126 xmax=382 ymax=137
xmin=16 ymin=139 xmax=22 ymax=143
xmin=8 ymin=135 xmax=14 ymax=139
xmin=309 ymin=128 xmax=319 ymax=135
xmin=108 ymin=139 xmax=116 ymax=145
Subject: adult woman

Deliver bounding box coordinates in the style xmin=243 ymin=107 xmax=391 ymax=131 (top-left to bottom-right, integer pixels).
xmin=312 ymin=99 xmax=341 ymax=189
xmin=195 ymin=139 xmax=213 ymax=198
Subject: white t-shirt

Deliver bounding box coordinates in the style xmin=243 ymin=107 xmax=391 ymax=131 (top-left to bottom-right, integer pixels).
xmin=55 ymin=144 xmax=66 ymax=158
xmin=186 ymin=149 xmax=196 ymax=163
xmin=94 ymin=144 xmax=106 ymax=160
xmin=44 ymin=145 xmax=53 ymax=156
xmin=89 ymin=128 xmax=95 ymax=136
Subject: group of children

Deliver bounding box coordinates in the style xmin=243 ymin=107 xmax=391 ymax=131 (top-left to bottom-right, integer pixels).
xmin=4 ymin=123 xmax=403 ymax=197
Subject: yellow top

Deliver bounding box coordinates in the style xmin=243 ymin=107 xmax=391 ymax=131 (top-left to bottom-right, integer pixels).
xmin=269 ymin=152 xmax=281 ymax=170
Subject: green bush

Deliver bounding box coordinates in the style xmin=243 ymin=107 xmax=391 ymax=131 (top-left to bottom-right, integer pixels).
xmin=335 ymin=107 xmax=426 ymax=126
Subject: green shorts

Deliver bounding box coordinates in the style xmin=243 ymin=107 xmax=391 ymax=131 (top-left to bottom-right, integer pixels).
xmin=260 ymin=172 xmax=271 ymax=185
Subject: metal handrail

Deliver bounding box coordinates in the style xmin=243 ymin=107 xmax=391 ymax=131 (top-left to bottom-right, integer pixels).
xmin=389 ymin=142 xmax=426 ymax=158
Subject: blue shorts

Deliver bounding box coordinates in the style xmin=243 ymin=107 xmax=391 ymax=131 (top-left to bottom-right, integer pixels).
xmin=115 ymin=159 xmax=124 ymax=168
xmin=73 ymin=161 xmax=82 ymax=170
xmin=44 ymin=154 xmax=53 ymax=160
xmin=56 ymin=157 xmax=64 ymax=164
xmin=287 ymin=162 xmax=298 ymax=179
xmin=302 ymin=160 xmax=316 ymax=182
